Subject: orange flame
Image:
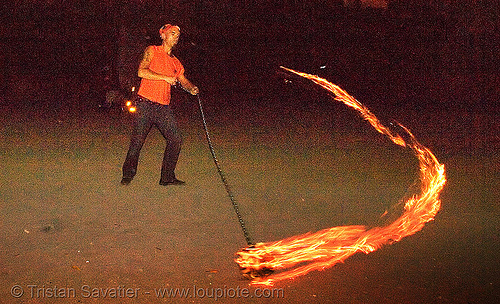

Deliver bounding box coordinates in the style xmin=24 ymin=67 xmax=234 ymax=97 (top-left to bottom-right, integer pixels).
xmin=235 ymin=67 xmax=446 ymax=286
xmin=125 ymin=100 xmax=136 ymax=113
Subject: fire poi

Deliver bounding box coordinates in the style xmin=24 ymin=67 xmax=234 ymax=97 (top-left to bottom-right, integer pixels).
xmin=235 ymin=67 xmax=446 ymax=286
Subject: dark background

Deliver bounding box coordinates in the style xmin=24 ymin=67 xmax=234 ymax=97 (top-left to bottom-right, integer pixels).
xmin=1 ymin=0 xmax=499 ymax=112
xmin=1 ymin=0 xmax=498 ymax=161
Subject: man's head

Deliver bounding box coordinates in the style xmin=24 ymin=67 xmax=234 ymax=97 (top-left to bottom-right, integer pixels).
xmin=159 ymin=24 xmax=181 ymax=48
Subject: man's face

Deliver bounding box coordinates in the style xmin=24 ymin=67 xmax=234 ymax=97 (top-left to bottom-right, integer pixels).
xmin=163 ymin=27 xmax=180 ymax=47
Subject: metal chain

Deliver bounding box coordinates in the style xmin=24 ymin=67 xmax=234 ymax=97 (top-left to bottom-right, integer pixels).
xmin=196 ymin=95 xmax=254 ymax=246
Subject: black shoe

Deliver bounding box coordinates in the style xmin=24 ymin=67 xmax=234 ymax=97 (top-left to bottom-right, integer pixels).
xmin=159 ymin=178 xmax=185 ymax=186
xmin=121 ymin=177 xmax=133 ymax=185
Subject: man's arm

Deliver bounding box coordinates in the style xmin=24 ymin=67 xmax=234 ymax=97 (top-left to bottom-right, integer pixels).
xmin=177 ymin=73 xmax=199 ymax=95
xmin=137 ymin=46 xmax=177 ymax=85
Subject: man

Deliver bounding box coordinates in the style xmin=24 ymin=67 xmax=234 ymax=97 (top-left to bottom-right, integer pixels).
xmin=121 ymin=24 xmax=199 ymax=186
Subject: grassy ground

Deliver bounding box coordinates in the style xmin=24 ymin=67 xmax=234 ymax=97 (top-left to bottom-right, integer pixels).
xmin=0 ymin=86 xmax=498 ymax=303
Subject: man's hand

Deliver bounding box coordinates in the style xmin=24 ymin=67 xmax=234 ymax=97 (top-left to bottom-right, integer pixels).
xmin=189 ymin=86 xmax=199 ymax=95
xmin=163 ymin=76 xmax=178 ymax=85
xmin=177 ymin=73 xmax=199 ymax=95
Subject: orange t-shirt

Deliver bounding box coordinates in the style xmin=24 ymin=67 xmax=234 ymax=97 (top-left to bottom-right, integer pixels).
xmin=137 ymin=45 xmax=185 ymax=105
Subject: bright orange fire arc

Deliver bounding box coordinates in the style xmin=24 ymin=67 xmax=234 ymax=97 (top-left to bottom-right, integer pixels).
xmin=235 ymin=67 xmax=446 ymax=286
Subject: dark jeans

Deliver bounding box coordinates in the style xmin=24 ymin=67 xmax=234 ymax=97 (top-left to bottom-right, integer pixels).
xmin=122 ymin=98 xmax=182 ymax=182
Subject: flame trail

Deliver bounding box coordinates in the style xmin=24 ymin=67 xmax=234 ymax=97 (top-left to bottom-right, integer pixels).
xmin=235 ymin=67 xmax=446 ymax=286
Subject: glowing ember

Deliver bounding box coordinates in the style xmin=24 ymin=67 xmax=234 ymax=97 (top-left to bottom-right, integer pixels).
xmin=124 ymin=100 xmax=136 ymax=113
xmin=235 ymin=67 xmax=446 ymax=286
